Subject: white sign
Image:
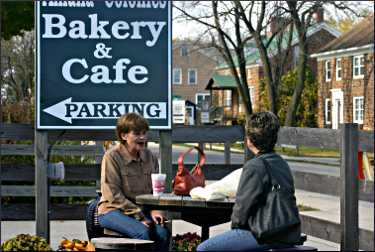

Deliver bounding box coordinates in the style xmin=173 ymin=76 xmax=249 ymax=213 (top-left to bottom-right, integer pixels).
xmin=201 ymin=111 xmax=210 ymax=124
xmin=43 ymin=97 xmax=167 ymax=124
xmin=173 ymin=100 xmax=185 ymax=124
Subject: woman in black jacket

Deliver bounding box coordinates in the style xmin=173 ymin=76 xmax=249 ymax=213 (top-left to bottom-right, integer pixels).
xmin=197 ymin=112 xmax=301 ymax=251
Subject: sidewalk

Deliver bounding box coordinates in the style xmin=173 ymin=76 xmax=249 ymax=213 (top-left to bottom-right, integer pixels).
xmin=1 ymin=220 xmax=340 ymax=251
xmin=296 ymin=189 xmax=374 ymax=231
xmin=1 ymin=190 xmax=372 ymax=251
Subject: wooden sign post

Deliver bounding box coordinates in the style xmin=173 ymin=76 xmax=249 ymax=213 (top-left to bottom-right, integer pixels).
xmin=34 ymin=0 xmax=172 ymax=241
xmin=159 ymin=130 xmax=173 ymax=192
xmin=35 ymin=130 xmax=50 ymax=241
xmin=340 ymin=123 xmax=359 ymax=251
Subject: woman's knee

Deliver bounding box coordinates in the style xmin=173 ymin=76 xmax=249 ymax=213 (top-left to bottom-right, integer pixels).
xmin=197 ymin=241 xmax=210 ymax=251
xmin=133 ymin=229 xmax=151 ymax=240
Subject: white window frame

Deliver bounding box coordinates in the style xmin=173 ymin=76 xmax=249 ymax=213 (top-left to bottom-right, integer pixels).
xmin=188 ymin=68 xmax=197 ymax=85
xmin=247 ymin=68 xmax=251 ymax=79
xmin=325 ymin=98 xmax=331 ymax=124
xmin=239 ymin=94 xmax=243 ymax=113
xmin=325 ymin=60 xmax=332 ymax=82
xmin=195 ymin=93 xmax=210 ymax=108
xmin=353 ymin=96 xmax=364 ymax=124
xmin=249 ymin=86 xmax=255 ymax=102
xmin=336 ymin=58 xmax=342 ymax=81
xmin=353 ymin=55 xmax=365 ymax=79
xmin=239 ymin=87 xmax=254 ymax=113
xmin=224 ymin=90 xmax=232 ymax=107
xmin=173 ymin=68 xmax=182 ymax=85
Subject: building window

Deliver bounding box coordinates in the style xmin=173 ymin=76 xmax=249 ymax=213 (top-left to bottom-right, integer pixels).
xmin=353 ymin=55 xmax=365 ymax=79
xmin=224 ymin=90 xmax=232 ymax=107
xmin=238 ymin=87 xmax=254 ymax=113
xmin=180 ymin=45 xmax=188 ymax=56
xmin=293 ymin=46 xmax=299 ymax=66
xmin=336 ymin=58 xmax=342 ymax=81
xmin=353 ymin=96 xmax=364 ymax=124
xmin=325 ymin=60 xmax=332 ymax=81
xmin=188 ymin=69 xmax=197 ymax=85
xmin=325 ymin=99 xmax=331 ymax=124
xmin=196 ymin=93 xmax=210 ymax=109
xmin=249 ymin=86 xmax=255 ymax=102
xmin=247 ymin=68 xmax=251 ymax=79
xmin=238 ymin=94 xmax=243 ymax=113
xmin=173 ymin=68 xmax=182 ymax=85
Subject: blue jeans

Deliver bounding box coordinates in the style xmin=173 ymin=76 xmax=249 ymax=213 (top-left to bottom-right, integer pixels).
xmin=98 ymin=209 xmax=170 ymax=251
xmin=197 ymin=229 xmax=274 ymax=251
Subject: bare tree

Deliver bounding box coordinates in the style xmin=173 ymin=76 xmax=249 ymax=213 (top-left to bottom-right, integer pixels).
xmin=284 ymin=1 xmax=368 ymax=126
xmin=234 ymin=0 xmax=293 ymax=114
xmin=175 ymin=1 xmax=293 ymax=122
xmin=1 ymin=30 xmax=34 ymax=104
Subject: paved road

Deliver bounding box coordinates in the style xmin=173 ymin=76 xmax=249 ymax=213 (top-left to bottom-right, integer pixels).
xmin=148 ymin=143 xmax=341 ymax=177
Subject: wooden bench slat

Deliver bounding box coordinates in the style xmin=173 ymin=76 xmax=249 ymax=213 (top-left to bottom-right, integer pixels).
xmin=1 ymin=185 xmax=97 ymax=197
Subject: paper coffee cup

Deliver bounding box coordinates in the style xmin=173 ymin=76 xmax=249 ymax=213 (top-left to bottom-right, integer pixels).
xmin=151 ymin=173 xmax=166 ymax=196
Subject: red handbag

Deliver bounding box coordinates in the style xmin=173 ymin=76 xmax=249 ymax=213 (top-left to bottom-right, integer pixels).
xmin=172 ymin=146 xmax=206 ymax=196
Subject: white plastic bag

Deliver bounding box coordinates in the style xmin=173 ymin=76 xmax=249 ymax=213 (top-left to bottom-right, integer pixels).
xmin=190 ymin=168 xmax=243 ymax=200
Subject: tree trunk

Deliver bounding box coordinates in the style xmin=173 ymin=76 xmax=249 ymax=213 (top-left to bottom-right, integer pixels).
xmin=255 ymin=36 xmax=277 ymax=113
xmin=285 ymin=39 xmax=307 ymax=126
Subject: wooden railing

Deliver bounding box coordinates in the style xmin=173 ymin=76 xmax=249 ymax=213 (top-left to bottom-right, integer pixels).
xmin=0 ymin=123 xmax=374 ymax=250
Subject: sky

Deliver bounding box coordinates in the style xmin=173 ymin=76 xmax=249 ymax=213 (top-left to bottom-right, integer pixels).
xmin=172 ymin=1 xmax=375 ymax=39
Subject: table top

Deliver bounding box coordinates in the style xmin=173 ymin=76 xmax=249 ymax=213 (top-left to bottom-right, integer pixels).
xmin=136 ymin=193 xmax=236 ymax=233
xmin=136 ymin=193 xmax=235 ymax=209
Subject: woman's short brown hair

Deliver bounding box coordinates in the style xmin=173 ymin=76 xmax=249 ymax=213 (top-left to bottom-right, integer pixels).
xmin=116 ymin=113 xmax=149 ymax=144
xmin=246 ymin=111 xmax=280 ymax=154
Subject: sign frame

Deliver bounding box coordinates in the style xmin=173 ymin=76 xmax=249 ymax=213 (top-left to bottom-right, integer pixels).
xmin=36 ymin=1 xmax=172 ymax=130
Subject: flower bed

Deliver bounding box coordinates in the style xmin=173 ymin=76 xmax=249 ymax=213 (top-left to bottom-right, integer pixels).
xmin=172 ymin=232 xmax=201 ymax=251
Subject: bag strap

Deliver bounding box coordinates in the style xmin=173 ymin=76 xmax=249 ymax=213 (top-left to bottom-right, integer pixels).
xmin=258 ymin=156 xmax=280 ymax=189
xmin=177 ymin=146 xmax=205 ymax=172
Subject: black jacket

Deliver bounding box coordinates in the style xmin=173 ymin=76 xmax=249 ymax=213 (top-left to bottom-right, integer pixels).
xmin=231 ymin=152 xmax=301 ymax=244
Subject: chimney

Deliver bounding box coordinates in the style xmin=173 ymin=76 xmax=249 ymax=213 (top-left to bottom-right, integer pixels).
xmin=313 ymin=7 xmax=324 ymax=23
xmin=270 ymin=16 xmax=288 ymax=35
xmin=270 ymin=17 xmax=278 ymax=35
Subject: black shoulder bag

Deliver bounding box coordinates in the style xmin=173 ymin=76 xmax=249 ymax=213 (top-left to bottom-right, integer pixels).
xmin=249 ymin=157 xmax=301 ymax=244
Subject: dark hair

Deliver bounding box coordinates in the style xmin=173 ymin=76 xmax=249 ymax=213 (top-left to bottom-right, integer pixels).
xmin=116 ymin=113 xmax=149 ymax=144
xmin=246 ymin=111 xmax=280 ymax=153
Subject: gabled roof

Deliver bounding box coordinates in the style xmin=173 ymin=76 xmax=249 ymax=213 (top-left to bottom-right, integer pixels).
xmin=206 ymin=74 xmax=237 ymax=90
xmin=216 ymin=22 xmax=341 ymax=69
xmin=317 ymin=15 xmax=374 ymax=53
xmin=173 ymin=39 xmax=225 ymax=63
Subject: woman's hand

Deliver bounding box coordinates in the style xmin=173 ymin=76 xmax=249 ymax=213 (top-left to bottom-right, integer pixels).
xmin=141 ymin=220 xmax=153 ymax=228
xmin=150 ymin=210 xmax=167 ymax=225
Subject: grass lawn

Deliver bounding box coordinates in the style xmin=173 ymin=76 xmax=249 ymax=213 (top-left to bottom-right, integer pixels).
xmin=197 ymin=142 xmax=341 ymax=158
xmin=174 ymin=143 xmax=374 ymax=165
xmin=297 ymin=204 xmax=319 ymax=211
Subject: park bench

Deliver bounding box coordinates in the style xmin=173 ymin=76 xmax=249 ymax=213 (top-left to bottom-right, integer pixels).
xmin=85 ymin=195 xmax=155 ymax=250
xmin=91 ymin=237 xmax=154 ymax=251
xmin=268 ymin=234 xmax=317 ymax=251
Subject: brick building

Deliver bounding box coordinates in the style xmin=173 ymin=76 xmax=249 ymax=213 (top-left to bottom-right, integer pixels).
xmin=207 ymin=15 xmax=340 ymax=124
xmin=172 ymin=39 xmax=221 ymax=110
xmin=311 ymin=15 xmax=374 ymax=130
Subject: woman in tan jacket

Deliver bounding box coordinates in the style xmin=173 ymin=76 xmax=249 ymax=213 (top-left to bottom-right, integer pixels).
xmin=98 ymin=113 xmax=170 ymax=250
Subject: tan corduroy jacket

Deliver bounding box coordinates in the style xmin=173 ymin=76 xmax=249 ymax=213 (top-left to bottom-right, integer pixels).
xmin=97 ymin=144 xmax=158 ymax=216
